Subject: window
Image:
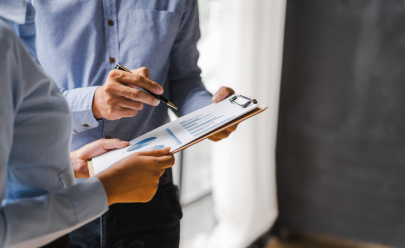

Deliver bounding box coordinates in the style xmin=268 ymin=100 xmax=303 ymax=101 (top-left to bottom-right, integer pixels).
xmin=168 ymin=1 xmax=223 ymax=247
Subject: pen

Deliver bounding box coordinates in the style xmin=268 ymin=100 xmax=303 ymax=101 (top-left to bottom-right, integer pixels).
xmin=115 ymin=64 xmax=178 ymax=110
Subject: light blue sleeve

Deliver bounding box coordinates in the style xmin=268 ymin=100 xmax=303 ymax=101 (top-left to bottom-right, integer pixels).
xmin=60 ymin=86 xmax=102 ymax=134
xmin=1 ymin=178 xmax=108 ymax=248
xmin=4 ymin=0 xmax=99 ymax=135
xmin=168 ymin=0 xmax=213 ymax=117
xmin=0 ymin=21 xmax=108 ymax=248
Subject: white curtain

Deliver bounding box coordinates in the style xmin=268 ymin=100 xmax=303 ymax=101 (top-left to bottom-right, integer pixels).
xmin=204 ymin=1 xmax=286 ymax=247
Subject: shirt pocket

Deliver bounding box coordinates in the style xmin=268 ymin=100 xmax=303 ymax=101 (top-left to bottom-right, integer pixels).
xmin=130 ymin=9 xmax=181 ymax=69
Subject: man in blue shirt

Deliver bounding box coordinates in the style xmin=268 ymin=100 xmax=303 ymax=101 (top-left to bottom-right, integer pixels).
xmin=32 ymin=0 xmax=237 ymax=247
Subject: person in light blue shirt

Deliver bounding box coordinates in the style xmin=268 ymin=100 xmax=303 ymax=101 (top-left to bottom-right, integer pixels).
xmin=0 ymin=1 xmax=175 ymax=247
xmin=32 ymin=0 xmax=237 ymax=247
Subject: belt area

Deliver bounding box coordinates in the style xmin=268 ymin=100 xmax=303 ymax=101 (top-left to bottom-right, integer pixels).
xmin=159 ymin=167 xmax=173 ymax=187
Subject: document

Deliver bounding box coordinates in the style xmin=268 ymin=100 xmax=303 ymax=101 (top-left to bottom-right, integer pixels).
xmin=91 ymin=95 xmax=258 ymax=175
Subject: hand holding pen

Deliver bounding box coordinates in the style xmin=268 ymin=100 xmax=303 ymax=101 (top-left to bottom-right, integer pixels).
xmin=115 ymin=65 xmax=177 ymax=110
xmin=92 ymin=66 xmax=176 ymax=120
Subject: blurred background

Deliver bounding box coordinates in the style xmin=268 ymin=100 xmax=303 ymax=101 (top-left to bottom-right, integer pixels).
xmin=172 ymin=0 xmax=405 ymax=248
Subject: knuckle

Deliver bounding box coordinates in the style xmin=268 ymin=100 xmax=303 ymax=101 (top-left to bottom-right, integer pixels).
xmin=132 ymin=90 xmax=141 ymax=99
xmin=106 ymin=108 xmax=114 ymax=116
xmin=133 ymin=74 xmax=143 ymax=81
xmin=105 ymin=96 xmax=114 ymax=105
xmin=168 ymin=156 xmax=175 ymax=165
xmin=104 ymin=83 xmax=115 ymax=93
xmin=136 ymin=102 xmax=144 ymax=110
xmin=152 ymin=159 xmax=160 ymax=167
xmin=108 ymin=70 xmax=122 ymax=79
xmin=130 ymin=110 xmax=138 ymax=116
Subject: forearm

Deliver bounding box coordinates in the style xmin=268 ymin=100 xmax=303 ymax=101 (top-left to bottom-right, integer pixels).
xmin=0 ymin=177 xmax=108 ymax=248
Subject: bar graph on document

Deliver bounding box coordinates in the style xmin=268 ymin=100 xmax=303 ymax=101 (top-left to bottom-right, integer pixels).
xmin=180 ymin=114 xmax=235 ymax=137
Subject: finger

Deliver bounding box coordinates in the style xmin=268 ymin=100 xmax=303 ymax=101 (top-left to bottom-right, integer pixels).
xmin=210 ymin=130 xmax=232 ymax=139
xmin=98 ymin=139 xmax=130 ymax=150
xmin=112 ymin=70 xmax=163 ymax=94
xmin=132 ymin=67 xmax=150 ymax=79
xmin=208 ymin=124 xmax=238 ymax=141
xmin=228 ymin=124 xmax=238 ymax=131
xmin=114 ymin=107 xmax=138 ymax=118
xmin=116 ymin=86 xmax=160 ymax=107
xmin=135 ymin=147 xmax=171 ymax=157
xmin=78 ymin=139 xmax=129 ymax=159
xmin=208 ymin=137 xmax=221 ymax=142
xmin=117 ymin=97 xmax=144 ymax=110
xmin=153 ymin=155 xmax=175 ymax=169
xmin=212 ymin=86 xmax=235 ymax=103
xmin=73 ymin=161 xmax=90 ymax=178
xmin=208 ymin=131 xmax=232 ymax=141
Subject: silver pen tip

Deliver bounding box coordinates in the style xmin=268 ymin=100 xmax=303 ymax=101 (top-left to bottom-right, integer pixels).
xmin=167 ymin=101 xmax=178 ymax=110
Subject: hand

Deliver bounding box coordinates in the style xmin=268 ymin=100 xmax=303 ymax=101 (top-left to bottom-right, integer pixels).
xmin=92 ymin=67 xmax=164 ymax=120
xmin=208 ymin=86 xmax=239 ymax=142
xmin=96 ymin=147 xmax=175 ymax=205
xmin=70 ymin=139 xmax=129 ymax=178
xmin=207 ymin=123 xmax=238 ymax=142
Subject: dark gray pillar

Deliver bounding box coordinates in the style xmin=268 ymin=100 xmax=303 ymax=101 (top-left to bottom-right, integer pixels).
xmin=275 ymin=1 xmax=405 ymax=247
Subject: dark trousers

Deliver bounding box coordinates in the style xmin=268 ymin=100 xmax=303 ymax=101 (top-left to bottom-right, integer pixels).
xmin=69 ymin=179 xmax=182 ymax=248
xmin=40 ymin=235 xmax=69 ymax=248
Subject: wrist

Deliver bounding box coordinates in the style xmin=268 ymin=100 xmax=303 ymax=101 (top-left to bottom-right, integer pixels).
xmin=96 ymin=172 xmax=116 ymax=206
xmin=92 ymin=87 xmax=103 ymax=119
xmin=70 ymin=150 xmax=78 ymax=164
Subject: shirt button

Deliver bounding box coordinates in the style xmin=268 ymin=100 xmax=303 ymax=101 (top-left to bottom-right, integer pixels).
xmin=109 ymin=57 xmax=116 ymax=64
xmin=105 ymin=135 xmax=112 ymax=139
xmin=83 ymin=124 xmax=89 ymax=127
xmin=107 ymin=19 xmax=114 ymax=26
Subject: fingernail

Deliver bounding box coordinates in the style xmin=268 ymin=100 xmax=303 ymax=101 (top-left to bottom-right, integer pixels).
xmin=157 ymin=86 xmax=164 ymax=94
xmin=212 ymin=94 xmax=220 ymax=102
xmin=120 ymin=141 xmax=129 ymax=145
xmin=155 ymin=99 xmax=160 ymax=106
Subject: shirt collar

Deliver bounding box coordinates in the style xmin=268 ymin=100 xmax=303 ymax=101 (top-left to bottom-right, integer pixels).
xmin=0 ymin=0 xmax=27 ymax=24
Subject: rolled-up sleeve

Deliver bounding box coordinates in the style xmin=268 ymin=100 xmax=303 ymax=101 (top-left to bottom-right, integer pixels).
xmin=60 ymin=87 xmax=102 ymax=134
xmin=168 ymin=0 xmax=213 ymax=116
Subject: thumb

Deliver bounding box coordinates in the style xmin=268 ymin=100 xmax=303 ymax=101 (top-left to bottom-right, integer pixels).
xmin=136 ymin=147 xmax=171 ymax=157
xmin=99 ymin=139 xmax=130 ymax=150
xmin=212 ymin=86 xmax=235 ymax=103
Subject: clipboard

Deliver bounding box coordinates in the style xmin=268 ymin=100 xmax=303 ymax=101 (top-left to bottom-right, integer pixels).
xmin=88 ymin=95 xmax=267 ymax=176
xmin=170 ymin=102 xmax=267 ymax=154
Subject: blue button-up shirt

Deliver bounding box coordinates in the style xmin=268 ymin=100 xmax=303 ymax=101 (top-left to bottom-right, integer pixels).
xmin=0 ymin=2 xmax=108 ymax=247
xmin=31 ymin=0 xmax=213 ymax=151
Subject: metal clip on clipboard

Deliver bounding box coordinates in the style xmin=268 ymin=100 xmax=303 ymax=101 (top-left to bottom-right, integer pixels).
xmin=229 ymin=95 xmax=258 ymax=108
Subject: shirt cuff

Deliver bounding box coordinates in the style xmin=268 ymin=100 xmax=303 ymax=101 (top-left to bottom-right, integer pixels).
xmin=62 ymin=86 xmax=100 ymax=134
xmin=60 ymin=177 xmax=108 ymax=223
